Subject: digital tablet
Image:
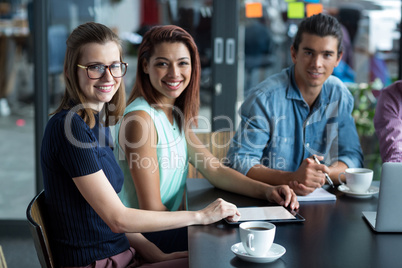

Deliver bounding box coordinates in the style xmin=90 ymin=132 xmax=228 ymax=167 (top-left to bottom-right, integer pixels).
xmin=224 ymin=206 xmax=305 ymax=224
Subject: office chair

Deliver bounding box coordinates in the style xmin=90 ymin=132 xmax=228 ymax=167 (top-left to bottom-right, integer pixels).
xmin=26 ymin=190 xmax=55 ymax=268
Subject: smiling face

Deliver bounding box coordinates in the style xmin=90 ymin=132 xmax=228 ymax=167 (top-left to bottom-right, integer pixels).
xmin=291 ymin=33 xmax=342 ymax=95
xmin=77 ymin=41 xmax=122 ymax=111
xmin=143 ymin=42 xmax=192 ymax=105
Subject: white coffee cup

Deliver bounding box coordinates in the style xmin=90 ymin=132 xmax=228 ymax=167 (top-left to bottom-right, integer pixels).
xmin=338 ymin=168 xmax=373 ymax=193
xmin=239 ymin=221 xmax=276 ymax=257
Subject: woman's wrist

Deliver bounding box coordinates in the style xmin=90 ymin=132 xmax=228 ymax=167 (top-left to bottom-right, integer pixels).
xmin=193 ymin=210 xmax=204 ymax=225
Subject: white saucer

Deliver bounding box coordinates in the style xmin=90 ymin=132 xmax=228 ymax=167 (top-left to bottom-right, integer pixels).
xmin=231 ymin=242 xmax=286 ymax=263
xmin=338 ymin=185 xmax=379 ymax=198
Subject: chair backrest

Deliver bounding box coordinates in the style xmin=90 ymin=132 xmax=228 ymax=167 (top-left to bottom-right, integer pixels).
xmin=0 ymin=245 xmax=7 ymax=268
xmin=26 ymin=190 xmax=55 ymax=268
xmin=187 ymin=131 xmax=234 ymax=178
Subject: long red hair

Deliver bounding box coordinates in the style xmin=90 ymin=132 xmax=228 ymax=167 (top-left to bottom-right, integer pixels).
xmin=127 ymin=25 xmax=200 ymax=130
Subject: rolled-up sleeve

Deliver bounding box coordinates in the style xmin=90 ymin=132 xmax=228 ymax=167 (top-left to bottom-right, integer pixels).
xmin=226 ymin=93 xmax=272 ymax=175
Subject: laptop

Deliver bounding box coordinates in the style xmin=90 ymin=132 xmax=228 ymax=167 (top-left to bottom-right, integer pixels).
xmin=362 ymin=162 xmax=402 ymax=232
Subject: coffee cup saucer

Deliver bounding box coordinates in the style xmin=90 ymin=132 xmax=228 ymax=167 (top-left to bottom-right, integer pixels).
xmin=338 ymin=184 xmax=379 ymax=198
xmin=231 ymin=242 xmax=286 ymax=263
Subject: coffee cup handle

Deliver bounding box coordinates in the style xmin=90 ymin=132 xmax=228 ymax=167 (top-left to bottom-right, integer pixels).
xmin=247 ymin=234 xmax=255 ymax=252
xmin=338 ymin=172 xmax=346 ymax=185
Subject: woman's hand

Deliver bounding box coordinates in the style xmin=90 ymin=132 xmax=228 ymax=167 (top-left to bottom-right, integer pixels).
xmin=265 ymin=185 xmax=299 ymax=211
xmin=197 ymin=198 xmax=241 ymax=225
xmin=127 ymin=233 xmax=188 ymax=266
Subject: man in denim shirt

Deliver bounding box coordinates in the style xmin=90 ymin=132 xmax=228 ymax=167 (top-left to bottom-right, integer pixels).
xmin=226 ymin=13 xmax=363 ymax=196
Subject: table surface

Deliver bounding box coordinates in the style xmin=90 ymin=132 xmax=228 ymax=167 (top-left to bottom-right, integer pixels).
xmin=187 ymin=178 xmax=402 ymax=268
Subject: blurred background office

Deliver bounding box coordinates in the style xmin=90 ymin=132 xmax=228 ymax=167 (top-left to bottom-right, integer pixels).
xmin=0 ymin=0 xmax=400 ymax=266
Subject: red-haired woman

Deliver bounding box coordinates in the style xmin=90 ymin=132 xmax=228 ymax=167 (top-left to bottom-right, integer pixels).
xmin=114 ymin=25 xmax=299 ymax=253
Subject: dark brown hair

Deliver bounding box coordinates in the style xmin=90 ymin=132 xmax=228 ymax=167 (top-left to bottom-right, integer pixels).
xmin=293 ymin=13 xmax=343 ymax=58
xmin=127 ymin=25 xmax=200 ymax=130
xmin=53 ymin=22 xmax=126 ymax=128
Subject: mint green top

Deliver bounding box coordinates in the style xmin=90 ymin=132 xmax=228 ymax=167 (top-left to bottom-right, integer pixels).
xmin=114 ymin=97 xmax=188 ymax=211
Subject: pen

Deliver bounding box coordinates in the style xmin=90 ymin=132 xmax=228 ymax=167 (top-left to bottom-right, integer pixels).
xmin=313 ymin=155 xmax=335 ymax=188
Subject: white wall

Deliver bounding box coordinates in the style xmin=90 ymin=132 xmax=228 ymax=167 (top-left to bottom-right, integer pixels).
xmin=95 ymin=0 xmax=141 ymax=34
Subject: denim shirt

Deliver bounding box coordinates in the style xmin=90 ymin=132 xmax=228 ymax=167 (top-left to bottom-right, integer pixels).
xmin=226 ymin=65 xmax=363 ymax=175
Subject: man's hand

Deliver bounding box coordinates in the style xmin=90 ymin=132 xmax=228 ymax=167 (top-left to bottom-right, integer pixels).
xmin=289 ymin=156 xmax=330 ymax=196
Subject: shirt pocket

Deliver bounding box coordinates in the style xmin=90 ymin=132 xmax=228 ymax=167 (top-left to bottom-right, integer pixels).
xmin=310 ymin=123 xmax=338 ymax=156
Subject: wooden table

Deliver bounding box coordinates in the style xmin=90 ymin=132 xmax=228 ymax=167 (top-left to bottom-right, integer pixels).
xmin=187 ymin=178 xmax=401 ymax=268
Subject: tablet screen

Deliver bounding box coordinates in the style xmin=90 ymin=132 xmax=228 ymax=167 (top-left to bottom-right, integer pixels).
xmin=224 ymin=206 xmax=305 ymax=224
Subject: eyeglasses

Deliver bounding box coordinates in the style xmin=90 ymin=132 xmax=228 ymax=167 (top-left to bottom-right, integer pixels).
xmin=77 ymin=62 xmax=128 ymax=79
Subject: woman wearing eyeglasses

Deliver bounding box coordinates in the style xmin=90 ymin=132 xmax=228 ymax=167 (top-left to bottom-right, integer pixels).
xmin=41 ymin=22 xmax=241 ymax=268
xmin=114 ymin=25 xmax=299 ymax=253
